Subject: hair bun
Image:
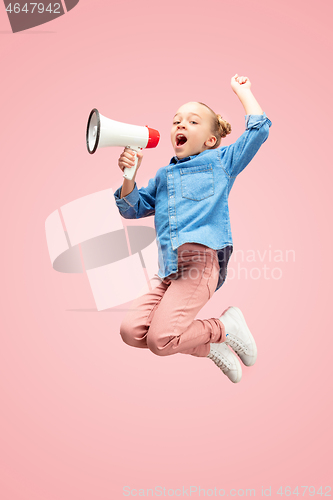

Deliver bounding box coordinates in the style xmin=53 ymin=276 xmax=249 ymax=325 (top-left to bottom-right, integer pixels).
xmin=197 ymin=102 xmax=232 ymax=148
xmin=217 ymin=114 xmax=232 ymax=138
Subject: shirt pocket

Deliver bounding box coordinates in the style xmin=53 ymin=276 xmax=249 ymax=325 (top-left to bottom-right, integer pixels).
xmin=180 ymin=164 xmax=214 ymax=201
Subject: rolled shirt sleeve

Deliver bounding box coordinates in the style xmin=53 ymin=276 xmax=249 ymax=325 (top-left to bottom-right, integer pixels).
xmin=114 ymin=177 xmax=156 ymax=219
xmin=221 ymin=112 xmax=272 ymax=178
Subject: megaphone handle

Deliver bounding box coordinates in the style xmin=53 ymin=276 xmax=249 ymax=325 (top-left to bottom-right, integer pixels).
xmin=123 ymin=146 xmax=141 ymax=181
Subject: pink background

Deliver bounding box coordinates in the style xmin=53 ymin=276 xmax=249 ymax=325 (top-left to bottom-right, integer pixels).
xmin=1 ymin=0 xmax=332 ymax=498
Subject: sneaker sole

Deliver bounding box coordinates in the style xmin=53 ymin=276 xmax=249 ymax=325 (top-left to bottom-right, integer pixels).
xmin=209 ymin=344 xmax=242 ymax=383
xmin=224 ymin=306 xmax=258 ymax=367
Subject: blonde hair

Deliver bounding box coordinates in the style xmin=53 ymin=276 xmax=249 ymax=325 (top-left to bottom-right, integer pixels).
xmin=198 ymin=102 xmax=232 ymax=148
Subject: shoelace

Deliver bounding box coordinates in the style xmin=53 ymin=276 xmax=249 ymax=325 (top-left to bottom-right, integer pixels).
xmin=226 ymin=336 xmax=247 ymax=354
xmin=208 ymin=351 xmax=231 ymax=373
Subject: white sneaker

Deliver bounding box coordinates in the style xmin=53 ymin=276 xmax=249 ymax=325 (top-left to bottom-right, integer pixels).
xmin=219 ymin=306 xmax=257 ymax=367
xmin=207 ymin=343 xmax=242 ymax=383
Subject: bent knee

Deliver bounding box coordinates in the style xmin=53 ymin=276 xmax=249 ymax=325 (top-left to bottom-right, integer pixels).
xmin=119 ymin=317 xmax=147 ymax=348
xmin=147 ymin=332 xmax=179 ymax=357
xmin=119 ymin=317 xmax=135 ymax=345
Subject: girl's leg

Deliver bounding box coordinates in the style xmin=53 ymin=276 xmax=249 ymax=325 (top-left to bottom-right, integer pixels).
xmin=146 ymin=243 xmax=226 ymax=358
xmin=119 ymin=274 xmax=170 ymax=349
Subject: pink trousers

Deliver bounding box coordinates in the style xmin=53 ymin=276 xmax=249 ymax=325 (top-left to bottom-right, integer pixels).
xmin=120 ymin=242 xmax=226 ymax=357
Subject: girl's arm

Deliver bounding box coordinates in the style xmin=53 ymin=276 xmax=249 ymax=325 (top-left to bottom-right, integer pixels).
xmin=114 ymin=148 xmax=156 ymax=219
xmin=118 ymin=148 xmax=144 ymax=198
xmin=231 ymin=74 xmax=263 ymax=115
xmin=219 ymin=75 xmax=272 ymax=178
xmin=114 ymin=177 xmax=157 ymax=219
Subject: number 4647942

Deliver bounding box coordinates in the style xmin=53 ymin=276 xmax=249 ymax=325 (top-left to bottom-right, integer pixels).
xmin=5 ymin=3 xmax=61 ymax=14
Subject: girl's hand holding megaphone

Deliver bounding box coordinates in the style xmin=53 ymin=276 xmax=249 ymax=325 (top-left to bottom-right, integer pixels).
xmin=118 ymin=147 xmax=144 ymax=176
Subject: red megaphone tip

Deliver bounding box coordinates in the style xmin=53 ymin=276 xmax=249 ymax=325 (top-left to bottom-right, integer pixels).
xmin=146 ymin=127 xmax=160 ymax=149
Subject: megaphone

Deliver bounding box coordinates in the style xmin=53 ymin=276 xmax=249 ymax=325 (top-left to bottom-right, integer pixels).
xmin=86 ymin=109 xmax=160 ymax=180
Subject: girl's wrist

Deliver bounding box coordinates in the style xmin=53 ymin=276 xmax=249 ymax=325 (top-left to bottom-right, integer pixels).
xmin=234 ymin=87 xmax=253 ymax=98
xmin=236 ymin=89 xmax=263 ymax=116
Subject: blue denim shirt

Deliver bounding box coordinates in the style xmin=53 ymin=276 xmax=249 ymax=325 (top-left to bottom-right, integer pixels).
xmin=114 ymin=113 xmax=272 ymax=293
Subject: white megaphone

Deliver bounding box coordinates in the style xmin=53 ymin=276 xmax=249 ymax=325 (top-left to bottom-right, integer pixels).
xmin=86 ymin=108 xmax=160 ymax=180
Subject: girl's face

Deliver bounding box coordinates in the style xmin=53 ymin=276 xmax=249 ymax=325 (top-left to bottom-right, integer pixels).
xmin=171 ymin=102 xmax=217 ymax=159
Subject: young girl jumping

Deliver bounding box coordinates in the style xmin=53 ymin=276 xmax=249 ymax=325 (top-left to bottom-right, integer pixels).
xmin=114 ymin=74 xmax=272 ymax=383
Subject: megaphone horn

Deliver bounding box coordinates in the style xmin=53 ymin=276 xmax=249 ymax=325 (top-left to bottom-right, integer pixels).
xmin=86 ymin=109 xmax=160 ymax=180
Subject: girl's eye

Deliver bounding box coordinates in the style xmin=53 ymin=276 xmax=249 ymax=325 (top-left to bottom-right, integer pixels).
xmin=173 ymin=121 xmax=180 ymax=125
xmin=190 ymin=121 xmax=198 ymax=125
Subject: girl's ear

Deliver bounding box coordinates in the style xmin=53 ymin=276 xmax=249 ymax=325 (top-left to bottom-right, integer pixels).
xmin=205 ymin=136 xmax=217 ymax=148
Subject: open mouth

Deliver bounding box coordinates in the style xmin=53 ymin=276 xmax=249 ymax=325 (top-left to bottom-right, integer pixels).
xmin=176 ymin=134 xmax=187 ymax=147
